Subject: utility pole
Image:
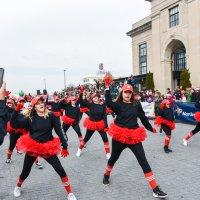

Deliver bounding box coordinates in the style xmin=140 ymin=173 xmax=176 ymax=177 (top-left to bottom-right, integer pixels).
xmin=43 ymin=78 xmax=47 ymax=90
xmin=63 ymin=69 xmax=66 ymax=90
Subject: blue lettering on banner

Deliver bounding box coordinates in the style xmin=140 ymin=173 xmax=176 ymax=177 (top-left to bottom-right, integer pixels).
xmin=174 ymin=102 xmax=197 ymax=124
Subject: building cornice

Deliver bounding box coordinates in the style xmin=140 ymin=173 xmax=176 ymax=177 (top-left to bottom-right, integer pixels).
xmin=127 ymin=21 xmax=152 ymax=37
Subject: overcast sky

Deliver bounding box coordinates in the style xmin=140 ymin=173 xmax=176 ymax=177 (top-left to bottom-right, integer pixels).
xmin=0 ymin=0 xmax=151 ymax=93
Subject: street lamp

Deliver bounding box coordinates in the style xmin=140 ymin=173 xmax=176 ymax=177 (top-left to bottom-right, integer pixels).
xmin=63 ymin=69 xmax=66 ymax=90
xmin=43 ymin=78 xmax=47 ymax=90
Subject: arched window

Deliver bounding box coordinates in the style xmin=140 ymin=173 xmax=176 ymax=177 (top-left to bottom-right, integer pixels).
xmin=172 ymin=48 xmax=186 ymax=71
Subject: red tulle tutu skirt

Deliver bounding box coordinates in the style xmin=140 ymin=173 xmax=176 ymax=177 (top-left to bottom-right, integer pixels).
xmin=16 ymin=134 xmax=61 ymax=158
xmin=106 ymin=108 xmax=113 ymax=114
xmin=22 ymin=130 xmax=29 ymax=135
xmin=108 ymin=123 xmax=147 ymax=145
xmin=83 ymin=117 xmax=105 ymax=131
xmin=80 ymin=107 xmax=89 ymax=113
xmin=61 ymin=115 xmax=75 ymax=125
xmin=194 ymin=112 xmax=200 ymax=122
xmin=53 ymin=111 xmax=62 ymax=117
xmin=154 ymin=116 xmax=175 ymax=130
xmin=6 ymin=122 xmax=27 ymax=134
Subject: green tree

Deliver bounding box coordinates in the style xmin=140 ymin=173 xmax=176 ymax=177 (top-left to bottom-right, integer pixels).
xmin=180 ymin=69 xmax=191 ymax=90
xmin=145 ymin=72 xmax=155 ymax=90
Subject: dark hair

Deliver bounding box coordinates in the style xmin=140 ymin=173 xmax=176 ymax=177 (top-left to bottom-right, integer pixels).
xmin=115 ymin=90 xmax=136 ymax=104
xmin=92 ymin=91 xmax=100 ymax=99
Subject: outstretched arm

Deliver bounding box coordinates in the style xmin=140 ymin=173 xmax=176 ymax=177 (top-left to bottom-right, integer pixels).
xmin=52 ymin=114 xmax=68 ymax=148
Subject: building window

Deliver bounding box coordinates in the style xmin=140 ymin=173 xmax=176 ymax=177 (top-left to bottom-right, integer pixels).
xmin=139 ymin=43 xmax=147 ymax=75
xmin=169 ymin=6 xmax=179 ymax=27
xmin=172 ymin=49 xmax=186 ymax=71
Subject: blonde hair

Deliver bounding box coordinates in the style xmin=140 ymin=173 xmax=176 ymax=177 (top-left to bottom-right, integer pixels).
xmin=23 ymin=107 xmax=50 ymax=120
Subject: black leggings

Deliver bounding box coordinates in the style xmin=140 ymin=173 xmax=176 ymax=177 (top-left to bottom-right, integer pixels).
xmin=84 ymin=129 xmax=108 ymax=143
xmin=9 ymin=133 xmax=22 ymax=151
xmin=0 ymin=127 xmax=7 ymax=146
xmin=79 ymin=113 xmax=83 ymax=121
xmin=108 ymin=139 xmax=151 ymax=174
xmin=62 ymin=123 xmax=82 ymax=137
xmin=192 ymin=122 xmax=200 ymax=135
xmin=20 ymin=154 xmax=66 ymax=180
xmin=79 ymin=112 xmax=89 ymax=121
xmin=161 ymin=125 xmax=171 ymax=136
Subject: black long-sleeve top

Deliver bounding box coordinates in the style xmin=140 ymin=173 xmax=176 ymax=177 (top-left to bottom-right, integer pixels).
xmin=105 ymin=90 xmax=153 ymax=131
xmin=6 ymin=106 xmax=14 ymax=120
xmin=60 ymin=100 xmax=80 ymax=123
xmin=158 ymin=108 xmax=174 ymax=121
xmin=10 ymin=111 xmax=68 ymax=148
xmin=81 ymin=99 xmax=107 ymax=121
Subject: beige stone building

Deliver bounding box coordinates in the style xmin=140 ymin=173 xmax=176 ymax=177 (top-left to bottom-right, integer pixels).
xmin=127 ymin=0 xmax=200 ymax=93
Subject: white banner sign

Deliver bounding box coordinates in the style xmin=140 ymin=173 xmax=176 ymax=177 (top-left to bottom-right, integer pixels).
xmin=141 ymin=102 xmax=155 ymax=118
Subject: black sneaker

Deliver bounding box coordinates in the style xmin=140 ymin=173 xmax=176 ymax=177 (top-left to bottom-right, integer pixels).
xmin=5 ymin=159 xmax=11 ymax=164
xmin=164 ymin=146 xmax=172 ymax=153
xmin=153 ymin=186 xmax=167 ymax=198
xmin=103 ymin=175 xmax=110 ymax=185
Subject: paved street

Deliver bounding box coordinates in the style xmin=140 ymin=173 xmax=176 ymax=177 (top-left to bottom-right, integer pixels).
xmin=0 ymin=115 xmax=200 ymax=200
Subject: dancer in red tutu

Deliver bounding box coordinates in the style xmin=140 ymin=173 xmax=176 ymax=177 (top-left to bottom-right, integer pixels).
xmin=60 ymin=95 xmax=83 ymax=147
xmin=154 ymin=99 xmax=175 ymax=153
xmin=46 ymin=93 xmax=63 ymax=118
xmin=5 ymin=97 xmax=28 ymax=163
xmin=183 ymin=96 xmax=200 ymax=146
xmin=103 ymin=82 xmax=167 ymax=199
xmin=76 ymin=91 xmax=110 ymax=160
xmin=78 ymin=86 xmax=90 ymax=120
xmin=10 ymin=96 xmax=77 ymax=200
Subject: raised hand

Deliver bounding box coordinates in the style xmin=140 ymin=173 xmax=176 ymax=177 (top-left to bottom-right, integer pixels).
xmin=103 ymin=73 xmax=113 ymax=88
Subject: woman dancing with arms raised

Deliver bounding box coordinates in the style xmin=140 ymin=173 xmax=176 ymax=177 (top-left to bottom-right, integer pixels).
xmin=11 ymin=96 xmax=77 ymax=200
xmin=103 ymin=79 xmax=167 ymax=199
